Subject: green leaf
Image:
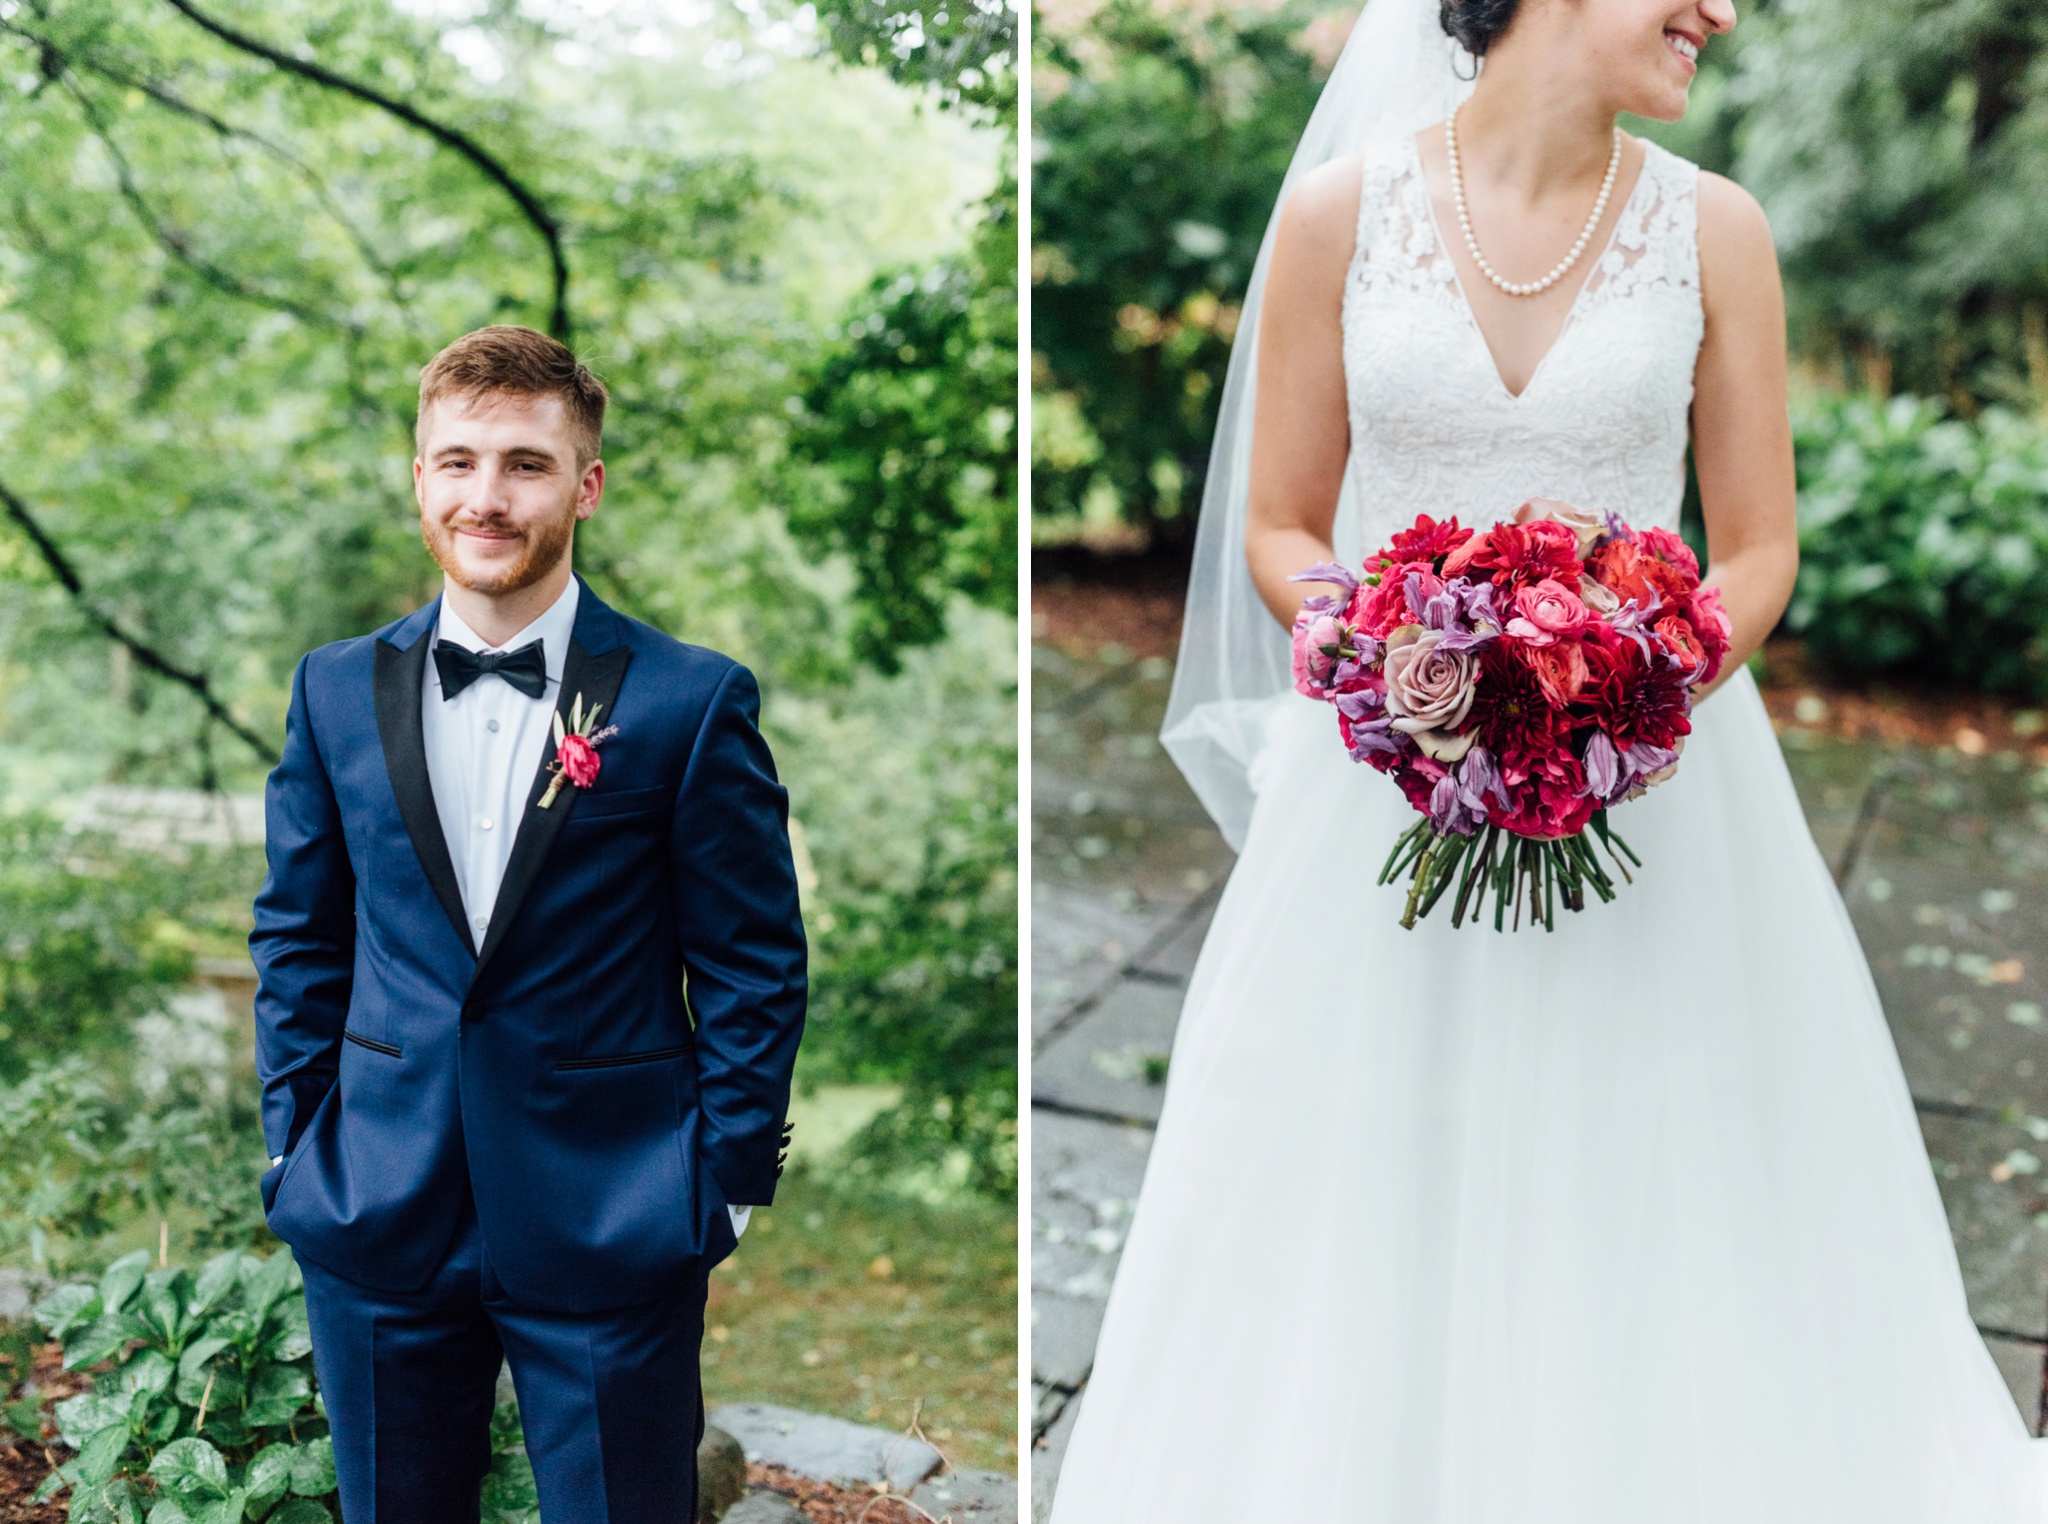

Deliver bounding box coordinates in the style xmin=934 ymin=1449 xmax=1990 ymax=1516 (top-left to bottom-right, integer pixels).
xmin=263 ymin=1503 xmax=333 ymax=1524
xmin=260 ymin=1301 xmax=312 ymax=1364
xmin=118 ymin=1349 xmax=176 ymax=1401
xmin=242 ymin=1363 xmax=311 ymax=1428
xmin=244 ymin=1444 xmax=296 ymax=1515
xmin=34 ymin=1285 xmax=103 ymax=1341
xmin=3 ymin=1392 xmax=45 ymax=1439
xmin=32 ymin=1462 xmax=69 ymax=1504
xmin=174 ymin=1337 xmax=233 ymax=1405
xmin=63 ymin=1313 xmax=149 ymax=1370
xmin=146 ymin=1501 xmax=197 ymax=1524
xmin=98 ymin=1253 xmax=153 ymax=1317
xmin=72 ymin=1424 xmax=134 ymax=1488
xmin=239 ymin=1255 xmax=293 ymax=1332
xmin=287 ymin=1437 xmax=336 ymax=1497
xmin=138 ymin=1269 xmax=192 ymax=1347
xmin=190 ymin=1256 xmax=242 ymax=1321
xmin=54 ymin=1393 xmax=129 ymax=1449
xmin=150 ymin=1437 xmax=231 ymax=1500
xmin=481 ymin=1448 xmax=538 ymax=1516
xmin=192 ymin=1489 xmax=250 ymax=1524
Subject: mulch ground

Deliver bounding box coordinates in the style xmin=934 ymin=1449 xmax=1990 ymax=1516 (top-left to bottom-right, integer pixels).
xmin=748 ymin=1462 xmax=951 ymax=1523
xmin=1032 ymin=574 xmax=2048 ymax=762
xmin=0 ymin=1341 xmax=88 ymax=1523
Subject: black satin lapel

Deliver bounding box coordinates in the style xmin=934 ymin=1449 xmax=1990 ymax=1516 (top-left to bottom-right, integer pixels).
xmin=372 ymin=637 xmax=476 ymax=958
xmin=470 ymin=638 xmax=633 ymax=990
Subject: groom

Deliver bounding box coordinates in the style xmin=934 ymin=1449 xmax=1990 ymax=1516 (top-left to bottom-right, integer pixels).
xmin=250 ymin=324 xmax=806 ymax=1522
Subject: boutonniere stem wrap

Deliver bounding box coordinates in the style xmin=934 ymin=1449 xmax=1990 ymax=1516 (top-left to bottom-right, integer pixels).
xmin=538 ymin=693 xmax=619 ymax=809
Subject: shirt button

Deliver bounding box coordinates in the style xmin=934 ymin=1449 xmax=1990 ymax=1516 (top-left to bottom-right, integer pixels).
xmin=473 ymin=914 xmax=488 ymax=930
xmin=486 ymin=718 xmax=500 ymax=733
xmin=479 ymin=817 xmax=494 ymax=831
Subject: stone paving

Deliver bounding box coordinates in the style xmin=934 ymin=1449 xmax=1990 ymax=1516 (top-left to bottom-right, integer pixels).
xmin=1029 ymin=641 xmax=2048 ymax=1515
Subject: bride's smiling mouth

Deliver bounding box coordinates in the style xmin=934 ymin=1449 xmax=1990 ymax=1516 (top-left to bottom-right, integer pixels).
xmin=1664 ymin=27 xmax=1702 ymax=73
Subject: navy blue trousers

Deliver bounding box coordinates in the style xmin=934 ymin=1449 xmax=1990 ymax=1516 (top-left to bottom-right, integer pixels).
xmin=296 ymin=1195 xmax=706 ymax=1524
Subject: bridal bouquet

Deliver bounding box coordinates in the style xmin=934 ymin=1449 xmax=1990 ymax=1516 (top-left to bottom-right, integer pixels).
xmin=1290 ymin=501 xmax=1730 ymax=931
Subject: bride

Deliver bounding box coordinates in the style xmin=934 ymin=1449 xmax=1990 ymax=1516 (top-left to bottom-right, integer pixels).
xmin=1047 ymin=0 xmax=2048 ymax=1519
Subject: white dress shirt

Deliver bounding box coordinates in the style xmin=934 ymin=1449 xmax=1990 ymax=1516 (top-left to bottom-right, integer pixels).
xmin=418 ymin=578 xmax=749 ymax=1237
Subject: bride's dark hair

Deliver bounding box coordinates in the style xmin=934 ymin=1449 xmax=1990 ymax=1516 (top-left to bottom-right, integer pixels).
xmin=1439 ymin=0 xmax=1520 ymax=55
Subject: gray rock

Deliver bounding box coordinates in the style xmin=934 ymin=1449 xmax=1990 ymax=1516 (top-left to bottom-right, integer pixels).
xmin=910 ymin=1467 xmax=1019 ymax=1524
xmin=708 ymin=1402 xmax=941 ymax=1492
xmin=697 ymin=1425 xmax=748 ymax=1522
xmin=722 ymin=1495 xmax=805 ymax=1524
xmin=0 ymin=1267 xmax=51 ymax=1324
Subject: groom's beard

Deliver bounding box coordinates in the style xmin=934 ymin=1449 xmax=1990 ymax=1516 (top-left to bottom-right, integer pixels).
xmin=422 ymin=502 xmax=576 ymax=598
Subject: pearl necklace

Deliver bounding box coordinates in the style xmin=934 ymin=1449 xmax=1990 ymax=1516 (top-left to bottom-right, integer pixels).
xmin=1446 ymin=109 xmax=1622 ymax=298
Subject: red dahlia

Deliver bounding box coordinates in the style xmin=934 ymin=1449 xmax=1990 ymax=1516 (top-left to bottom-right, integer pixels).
xmin=1372 ymin=515 xmax=1473 ymax=573
xmin=1444 ymin=520 xmax=1581 ymax=596
xmin=1583 ymin=629 xmax=1693 ymax=751
xmin=1468 ymin=641 xmax=1563 ymax=756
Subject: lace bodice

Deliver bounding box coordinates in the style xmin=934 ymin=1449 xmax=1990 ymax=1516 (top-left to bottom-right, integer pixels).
xmin=1340 ymin=133 xmax=1702 ymax=553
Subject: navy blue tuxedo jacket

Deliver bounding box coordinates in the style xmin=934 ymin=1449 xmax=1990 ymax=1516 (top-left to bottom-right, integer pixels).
xmin=250 ymin=579 xmax=806 ymax=1313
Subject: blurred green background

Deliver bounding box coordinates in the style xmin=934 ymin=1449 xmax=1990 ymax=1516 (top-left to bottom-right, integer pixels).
xmin=0 ymin=0 xmax=1017 ymax=1477
xmin=1032 ymin=0 xmax=2048 ymax=698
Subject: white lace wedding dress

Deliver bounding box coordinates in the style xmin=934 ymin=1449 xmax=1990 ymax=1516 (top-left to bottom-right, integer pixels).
xmin=1049 ymin=134 xmax=2048 ymax=1522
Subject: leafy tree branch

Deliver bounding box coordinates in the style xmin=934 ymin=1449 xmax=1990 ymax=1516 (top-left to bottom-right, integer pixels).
xmin=159 ymin=0 xmax=573 ymax=342
xmin=0 ymin=477 xmax=279 ymax=765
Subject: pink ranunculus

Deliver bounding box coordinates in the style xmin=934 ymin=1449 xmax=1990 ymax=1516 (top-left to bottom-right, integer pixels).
xmin=1292 ymin=610 xmax=1356 ymax=693
xmin=1512 ymin=497 xmax=1605 ymax=559
xmin=1504 ymin=578 xmax=1591 ymax=647
xmin=557 ymin=733 xmax=602 ymax=789
xmin=1383 ymin=626 xmax=1478 ymax=736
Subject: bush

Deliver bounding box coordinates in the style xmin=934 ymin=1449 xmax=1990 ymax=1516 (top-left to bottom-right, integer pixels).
xmin=6 ymin=1248 xmax=537 ymax=1524
xmin=22 ymin=1247 xmax=335 ymax=1522
xmin=1787 ymin=395 xmax=2048 ymax=697
xmin=0 ymin=1058 xmax=274 ymax=1277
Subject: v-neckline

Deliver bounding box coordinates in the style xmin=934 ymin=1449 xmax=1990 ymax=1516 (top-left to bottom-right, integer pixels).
xmin=1411 ymin=131 xmax=1653 ymax=404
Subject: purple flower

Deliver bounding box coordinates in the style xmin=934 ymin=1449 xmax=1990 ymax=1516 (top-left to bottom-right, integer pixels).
xmin=1600 ymin=509 xmax=1637 ymax=545
xmin=1582 ymin=730 xmax=1620 ymax=799
xmin=1288 ymin=562 xmax=1361 ymax=598
xmin=1344 ymin=716 xmax=1403 ymax=761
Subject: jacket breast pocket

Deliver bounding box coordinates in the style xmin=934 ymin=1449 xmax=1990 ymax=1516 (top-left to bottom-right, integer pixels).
xmin=570 ymin=785 xmax=667 ymax=821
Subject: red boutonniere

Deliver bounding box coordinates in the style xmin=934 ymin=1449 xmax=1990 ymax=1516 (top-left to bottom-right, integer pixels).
xmin=538 ymin=693 xmax=619 ymax=810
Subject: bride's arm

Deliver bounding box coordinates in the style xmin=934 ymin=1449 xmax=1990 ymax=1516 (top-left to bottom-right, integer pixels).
xmin=1245 ymin=156 xmax=1362 ymax=629
xmin=1691 ymin=170 xmax=1798 ymax=700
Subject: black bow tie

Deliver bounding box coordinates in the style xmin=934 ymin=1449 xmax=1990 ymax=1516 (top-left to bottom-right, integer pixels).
xmin=434 ymin=639 xmax=547 ymax=701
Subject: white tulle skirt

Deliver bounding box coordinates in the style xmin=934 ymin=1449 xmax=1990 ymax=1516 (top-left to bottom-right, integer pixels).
xmin=1049 ymin=669 xmax=2048 ymax=1523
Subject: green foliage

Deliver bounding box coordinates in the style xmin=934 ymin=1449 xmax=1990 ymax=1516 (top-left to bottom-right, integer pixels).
xmin=0 ymin=816 xmax=261 ymax=1083
xmin=9 ymin=1247 xmax=535 ymax=1521
xmin=796 ymin=0 xmax=1020 ymax=672
xmin=1787 ymin=395 xmax=2048 ymax=697
xmin=25 ymin=1247 xmax=335 ymax=1521
xmin=0 ymin=1056 xmax=276 ymax=1276
xmin=808 ymin=0 xmax=1018 ymax=118
xmin=1727 ymin=0 xmax=2048 ymax=409
xmin=790 ymin=251 xmax=1018 ymax=670
xmin=1032 ymin=0 xmax=1329 ymax=543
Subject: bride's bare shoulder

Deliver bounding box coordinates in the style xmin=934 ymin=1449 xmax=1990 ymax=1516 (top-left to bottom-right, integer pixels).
xmin=1269 ymin=151 xmax=1372 ymax=296
xmin=1694 ymin=169 xmax=1782 ymax=312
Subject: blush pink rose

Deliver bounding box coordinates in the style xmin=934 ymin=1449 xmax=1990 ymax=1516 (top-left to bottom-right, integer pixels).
xmin=557 ymin=733 xmax=602 ymax=789
xmin=1504 ymin=578 xmax=1590 ymax=646
xmin=1382 ymin=626 xmax=1478 ymax=739
xmin=1578 ymin=573 xmax=1621 ymax=616
xmin=1511 ymin=497 xmax=1605 ymax=559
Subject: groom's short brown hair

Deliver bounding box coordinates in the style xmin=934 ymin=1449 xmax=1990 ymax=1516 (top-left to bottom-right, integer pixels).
xmin=416 ymin=325 xmax=609 ymax=465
